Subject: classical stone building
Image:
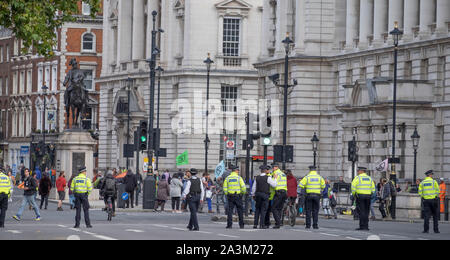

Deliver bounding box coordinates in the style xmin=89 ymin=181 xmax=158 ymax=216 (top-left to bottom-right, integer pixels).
xmin=254 ymin=0 xmax=450 ymax=181
xmin=98 ymin=0 xmax=263 ymax=173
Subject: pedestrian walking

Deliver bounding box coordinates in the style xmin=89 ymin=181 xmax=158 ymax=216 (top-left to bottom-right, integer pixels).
xmin=182 ymin=169 xmax=204 ymax=231
xmin=298 ymin=166 xmax=325 ymax=229
xmin=135 ymin=172 xmax=143 ymax=207
xmin=378 ymin=178 xmax=390 ymax=219
xmin=202 ymin=173 xmax=214 ymax=213
xmin=223 ymin=165 xmax=246 ymax=229
xmin=68 ymin=174 xmax=76 ymax=210
xmin=124 ymin=169 xmax=137 ymax=208
xmin=12 ymin=168 xmax=41 ymax=221
xmin=419 ymin=170 xmax=440 ymax=233
xmin=351 ymin=166 xmax=376 ymax=231
xmin=70 ymin=167 xmax=93 ymax=228
xmin=252 ymin=165 xmax=274 ymax=229
xmin=0 ymin=166 xmax=13 ymax=228
xmin=6 ymin=170 xmax=15 ymax=202
xmin=271 ymin=164 xmax=287 ymax=229
xmin=297 ymin=177 xmax=305 ymax=217
xmin=39 ymin=172 xmax=52 ymax=210
xmin=56 ymin=171 xmax=67 ymax=211
xmin=322 ymin=178 xmax=332 ymax=218
xmin=156 ymin=174 xmax=170 ymax=212
xmin=439 ymin=178 xmax=447 ymax=214
xmin=170 ymin=173 xmax=184 ymax=213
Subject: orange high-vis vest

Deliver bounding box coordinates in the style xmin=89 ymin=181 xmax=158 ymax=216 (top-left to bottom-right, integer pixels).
xmin=440 ymin=182 xmax=447 ymax=213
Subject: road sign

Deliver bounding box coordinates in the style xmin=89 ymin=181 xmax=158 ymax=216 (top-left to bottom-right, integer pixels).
xmin=122 ymin=192 xmax=129 ymax=201
xmin=226 ymin=140 xmax=235 ymax=149
xmin=226 ymin=150 xmax=235 ymax=159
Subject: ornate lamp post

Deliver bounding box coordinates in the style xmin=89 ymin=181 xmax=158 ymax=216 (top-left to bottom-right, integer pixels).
xmin=203 ymin=53 xmax=213 ymax=174
xmin=155 ymin=64 xmax=164 ymax=170
xmin=311 ymin=132 xmax=319 ymax=168
xmin=410 ymin=127 xmax=420 ymax=193
xmin=281 ymin=33 xmax=294 ymax=170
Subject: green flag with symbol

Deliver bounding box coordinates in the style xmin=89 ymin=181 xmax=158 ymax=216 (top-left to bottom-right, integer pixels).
xmin=176 ymin=150 xmax=189 ymax=166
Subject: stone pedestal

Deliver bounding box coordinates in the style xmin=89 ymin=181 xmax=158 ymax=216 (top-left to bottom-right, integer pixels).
xmin=55 ymin=130 xmax=97 ymax=200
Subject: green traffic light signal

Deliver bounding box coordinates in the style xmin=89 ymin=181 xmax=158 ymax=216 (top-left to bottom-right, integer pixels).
xmin=141 ymin=136 xmax=147 ymax=142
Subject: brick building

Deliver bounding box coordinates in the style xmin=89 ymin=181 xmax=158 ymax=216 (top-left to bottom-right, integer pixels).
xmin=0 ymin=1 xmax=103 ymax=172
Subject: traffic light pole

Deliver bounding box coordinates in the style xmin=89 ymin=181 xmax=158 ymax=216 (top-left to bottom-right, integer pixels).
xmin=245 ymin=112 xmax=250 ymax=183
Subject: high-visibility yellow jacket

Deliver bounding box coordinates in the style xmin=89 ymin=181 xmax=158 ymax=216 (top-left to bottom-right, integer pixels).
xmin=0 ymin=173 xmax=12 ymax=196
xmin=419 ymin=177 xmax=440 ymax=200
xmin=70 ymin=174 xmax=93 ymax=195
xmin=275 ymin=172 xmax=287 ymax=191
xmin=351 ymin=173 xmax=375 ymax=196
xmin=298 ymin=171 xmax=325 ymax=194
xmin=223 ymin=171 xmax=246 ymax=195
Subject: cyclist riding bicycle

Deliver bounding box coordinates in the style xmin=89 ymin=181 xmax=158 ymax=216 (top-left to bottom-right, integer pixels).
xmin=100 ymin=171 xmax=117 ymax=217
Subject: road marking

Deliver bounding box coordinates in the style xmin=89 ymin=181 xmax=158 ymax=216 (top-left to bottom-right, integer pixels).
xmin=345 ymin=236 xmax=361 ymax=240
xmin=126 ymin=229 xmax=145 ymax=233
xmin=320 ymin=232 xmax=340 ymax=237
xmin=5 ymin=230 xmax=22 ymax=234
xmin=67 ymin=235 xmax=81 ymax=240
xmin=171 ymin=227 xmax=187 ymax=231
xmin=92 ymin=234 xmax=118 ymax=240
xmin=218 ymin=234 xmax=239 ymax=238
xmin=152 ymin=224 xmax=169 ymax=228
xmin=367 ymin=235 xmax=381 ymax=240
xmin=195 ymin=231 xmax=212 ymax=234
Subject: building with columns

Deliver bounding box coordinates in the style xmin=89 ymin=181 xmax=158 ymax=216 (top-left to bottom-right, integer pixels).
xmin=255 ymin=0 xmax=450 ymax=181
xmin=98 ymin=0 xmax=264 ymax=173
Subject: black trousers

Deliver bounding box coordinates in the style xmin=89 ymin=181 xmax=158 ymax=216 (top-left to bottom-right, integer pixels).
xmin=126 ymin=190 xmax=135 ymax=208
xmin=187 ymin=194 xmax=200 ymax=230
xmin=74 ymin=193 xmax=91 ymax=226
xmin=356 ymin=194 xmax=371 ymax=229
xmin=423 ymin=199 xmax=439 ymax=232
xmin=103 ymin=195 xmax=116 ymax=213
xmin=227 ymin=194 xmax=244 ymax=228
xmin=0 ymin=193 xmax=8 ymax=227
xmin=390 ymin=196 xmax=396 ymax=219
xmin=264 ymin=200 xmax=273 ymax=226
xmin=305 ymin=194 xmax=320 ymax=228
xmin=254 ymin=192 xmax=269 ymax=228
xmin=272 ymin=190 xmax=287 ymax=227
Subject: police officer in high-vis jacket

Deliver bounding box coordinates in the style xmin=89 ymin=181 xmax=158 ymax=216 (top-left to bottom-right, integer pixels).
xmin=299 ymin=166 xmax=325 ymax=229
xmin=224 ymin=165 xmax=246 ymax=229
xmin=0 ymin=166 xmax=12 ymax=228
xmin=419 ymin=170 xmax=440 ymax=234
xmin=71 ymin=167 xmax=93 ymax=228
xmin=351 ymin=166 xmax=375 ymax=231
xmin=271 ymin=164 xmax=287 ymax=229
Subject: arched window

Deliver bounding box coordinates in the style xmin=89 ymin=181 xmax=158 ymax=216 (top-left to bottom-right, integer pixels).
xmin=82 ymin=33 xmax=95 ymax=52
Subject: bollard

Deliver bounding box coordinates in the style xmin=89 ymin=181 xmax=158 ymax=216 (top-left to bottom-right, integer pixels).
xmin=143 ymin=175 xmax=156 ymax=209
xmin=445 ymin=197 xmax=449 ymax=221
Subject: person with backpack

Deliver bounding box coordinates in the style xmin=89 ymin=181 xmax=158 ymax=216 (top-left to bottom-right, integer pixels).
xmin=100 ymin=171 xmax=117 ymax=217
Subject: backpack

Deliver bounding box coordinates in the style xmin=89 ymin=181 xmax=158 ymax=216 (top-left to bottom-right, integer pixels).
xmin=105 ymin=178 xmax=116 ymax=193
xmin=329 ymin=194 xmax=337 ymax=207
xmin=389 ymin=181 xmax=397 ymax=197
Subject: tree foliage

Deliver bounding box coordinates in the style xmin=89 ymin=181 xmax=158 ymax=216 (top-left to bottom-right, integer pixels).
xmin=0 ymin=0 xmax=101 ymax=57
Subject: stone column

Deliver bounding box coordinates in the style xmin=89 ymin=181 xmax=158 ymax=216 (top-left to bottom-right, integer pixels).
xmin=217 ymin=15 xmax=224 ymax=56
xmin=403 ymin=0 xmax=419 ymax=42
xmin=117 ymin=0 xmax=132 ymax=64
xmin=259 ymin=0 xmax=271 ymax=58
xmin=132 ymin=0 xmax=146 ymax=61
xmin=241 ymin=15 xmax=249 ymax=57
xmin=419 ymin=0 xmax=435 ymax=38
xmin=373 ymin=0 xmax=387 ymax=46
xmin=359 ymin=0 xmax=373 ymax=49
xmin=436 ymin=0 xmax=450 ymax=35
xmin=345 ymin=0 xmax=359 ymax=50
xmin=294 ymin=0 xmax=305 ymax=54
xmin=275 ymin=0 xmax=288 ymax=56
xmin=388 ymin=0 xmax=403 ymax=34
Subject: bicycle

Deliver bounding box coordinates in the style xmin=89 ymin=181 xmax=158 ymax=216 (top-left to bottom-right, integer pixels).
xmin=281 ymin=197 xmax=297 ymax=227
xmin=106 ymin=195 xmax=113 ymax=221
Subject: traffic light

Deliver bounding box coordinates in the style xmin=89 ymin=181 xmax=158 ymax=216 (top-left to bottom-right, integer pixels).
xmin=139 ymin=120 xmax=148 ymax=151
xmin=261 ymin=136 xmax=272 ymax=146
xmin=348 ymin=139 xmax=358 ymax=162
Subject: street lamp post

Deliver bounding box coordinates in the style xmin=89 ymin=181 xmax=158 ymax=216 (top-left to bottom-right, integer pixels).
xmin=389 ymin=21 xmax=403 ymax=219
xmin=126 ymin=77 xmax=132 ymax=170
xmin=281 ymin=33 xmax=294 ymax=171
xmin=155 ymin=65 xmax=164 ymax=170
xmin=410 ymin=127 xmax=420 ymax=193
xmin=311 ymin=132 xmax=319 ymax=168
xmin=389 ymin=21 xmax=403 ymax=180
xmin=203 ymin=53 xmax=213 ymax=175
xmin=42 ymin=85 xmax=48 ymax=155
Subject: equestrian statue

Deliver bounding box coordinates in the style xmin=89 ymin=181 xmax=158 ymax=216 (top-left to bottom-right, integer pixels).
xmin=63 ymin=58 xmax=89 ymax=129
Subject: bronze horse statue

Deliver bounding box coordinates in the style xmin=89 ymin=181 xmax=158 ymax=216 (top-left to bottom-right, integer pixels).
xmin=63 ymin=58 xmax=88 ymax=129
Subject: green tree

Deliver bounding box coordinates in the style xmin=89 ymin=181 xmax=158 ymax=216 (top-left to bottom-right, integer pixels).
xmin=0 ymin=0 xmax=101 ymax=57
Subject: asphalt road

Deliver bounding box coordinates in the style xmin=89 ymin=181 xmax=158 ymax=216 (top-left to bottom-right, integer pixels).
xmin=1 ymin=192 xmax=449 ymax=241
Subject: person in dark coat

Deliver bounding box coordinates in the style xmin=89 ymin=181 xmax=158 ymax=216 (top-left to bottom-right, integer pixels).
xmin=39 ymin=173 xmax=52 ymax=210
xmin=156 ymin=174 xmax=170 ymax=212
xmin=124 ymin=170 xmax=137 ymax=208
